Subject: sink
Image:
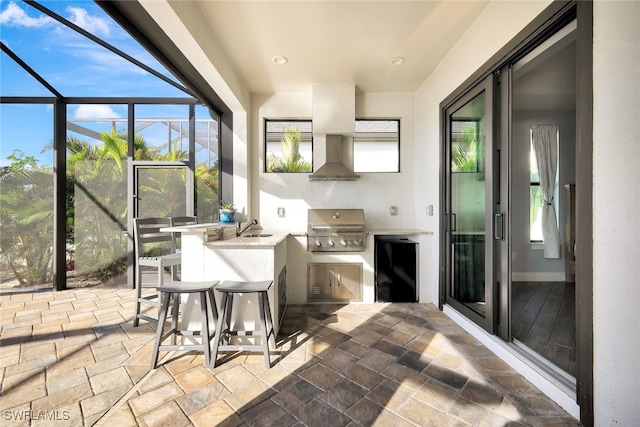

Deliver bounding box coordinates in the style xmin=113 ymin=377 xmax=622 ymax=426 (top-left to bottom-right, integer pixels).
xmin=242 ymin=233 xmax=273 ymax=238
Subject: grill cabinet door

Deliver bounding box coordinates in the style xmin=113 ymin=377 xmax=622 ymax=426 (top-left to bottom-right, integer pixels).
xmin=308 ymin=263 xmax=362 ymax=302
xmin=308 ymin=264 xmax=333 ymax=300
xmin=334 ymin=264 xmax=362 ymax=300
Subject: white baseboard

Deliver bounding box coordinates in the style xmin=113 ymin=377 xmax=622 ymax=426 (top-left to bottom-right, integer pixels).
xmin=443 ymin=305 xmax=580 ymax=420
xmin=512 ymin=272 xmax=565 ymax=282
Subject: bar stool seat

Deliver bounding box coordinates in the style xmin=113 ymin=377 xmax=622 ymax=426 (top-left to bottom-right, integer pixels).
xmin=150 ymin=280 xmax=219 ymax=369
xmin=211 ymin=280 xmax=275 ymax=369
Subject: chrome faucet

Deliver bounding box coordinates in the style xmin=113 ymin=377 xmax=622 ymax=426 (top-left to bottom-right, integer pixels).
xmin=236 ymin=219 xmax=258 ymax=236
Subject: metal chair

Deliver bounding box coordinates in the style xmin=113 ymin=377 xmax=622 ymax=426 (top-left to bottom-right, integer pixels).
xmin=133 ymin=217 xmax=182 ymax=326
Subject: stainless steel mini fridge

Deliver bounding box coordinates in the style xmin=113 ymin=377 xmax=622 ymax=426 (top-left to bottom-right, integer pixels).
xmin=374 ymin=237 xmax=418 ymax=302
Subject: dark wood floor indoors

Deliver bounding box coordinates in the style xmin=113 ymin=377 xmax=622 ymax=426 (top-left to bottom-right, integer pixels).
xmin=511 ymin=281 xmax=576 ymax=376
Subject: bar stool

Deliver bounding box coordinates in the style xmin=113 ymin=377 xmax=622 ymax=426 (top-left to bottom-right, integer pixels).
xmin=211 ymin=280 xmax=275 ymax=369
xmin=150 ymin=280 xmax=219 ymax=369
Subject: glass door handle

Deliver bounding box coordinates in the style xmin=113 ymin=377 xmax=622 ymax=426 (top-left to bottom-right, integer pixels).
xmin=447 ymin=213 xmax=457 ymax=232
xmin=494 ymin=213 xmax=505 ymax=240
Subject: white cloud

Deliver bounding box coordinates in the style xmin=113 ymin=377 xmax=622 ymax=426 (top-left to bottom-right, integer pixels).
xmin=67 ymin=6 xmax=110 ymax=38
xmin=64 ymin=40 xmax=144 ymax=74
xmin=72 ymin=105 xmax=121 ymax=120
xmin=0 ymin=1 xmax=53 ymax=27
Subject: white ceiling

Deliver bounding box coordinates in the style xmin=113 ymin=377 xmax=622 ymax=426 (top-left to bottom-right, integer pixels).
xmin=196 ymin=1 xmax=489 ymax=94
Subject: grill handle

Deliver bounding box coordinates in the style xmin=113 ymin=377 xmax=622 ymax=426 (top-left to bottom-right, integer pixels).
xmin=309 ymin=225 xmax=365 ymax=232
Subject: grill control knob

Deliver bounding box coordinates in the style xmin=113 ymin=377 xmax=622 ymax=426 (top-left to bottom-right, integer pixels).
xmin=314 ymin=240 xmax=323 ymax=248
xmin=327 ymin=240 xmax=335 ymax=247
xmin=353 ymin=239 xmax=360 ymax=247
xmin=340 ymin=239 xmax=347 ymax=247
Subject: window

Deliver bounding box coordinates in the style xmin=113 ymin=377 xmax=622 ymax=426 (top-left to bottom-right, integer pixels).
xmin=265 ymin=120 xmax=313 ymax=172
xmin=353 ymin=119 xmax=400 ymax=172
xmin=529 ymin=128 xmax=559 ymax=242
xmin=0 ymin=0 xmax=230 ymax=291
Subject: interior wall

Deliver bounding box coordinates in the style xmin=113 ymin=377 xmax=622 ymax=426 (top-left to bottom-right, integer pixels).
xmin=511 ymin=110 xmax=576 ymax=279
xmin=414 ymin=0 xmax=552 ymax=304
xmin=592 ymin=1 xmax=640 ymax=425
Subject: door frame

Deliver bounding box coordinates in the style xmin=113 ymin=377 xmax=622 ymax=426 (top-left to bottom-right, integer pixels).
xmin=438 ymin=1 xmax=593 ymax=423
xmin=131 ymin=162 xmax=193 ymax=218
xmin=442 ymin=74 xmax=497 ymax=334
xmin=127 ymin=159 xmax=194 ymax=289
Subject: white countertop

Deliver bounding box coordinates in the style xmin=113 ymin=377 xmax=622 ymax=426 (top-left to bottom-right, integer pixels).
xmin=160 ymin=222 xmax=236 ymax=234
xmin=368 ymin=229 xmax=433 ymax=236
xmin=205 ymin=230 xmax=289 ymax=248
xmin=163 ymin=223 xmax=288 ymax=248
xmin=290 ymin=229 xmax=432 ymax=237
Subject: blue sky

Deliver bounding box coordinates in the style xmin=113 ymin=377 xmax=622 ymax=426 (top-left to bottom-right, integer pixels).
xmin=0 ymin=0 xmax=191 ymax=166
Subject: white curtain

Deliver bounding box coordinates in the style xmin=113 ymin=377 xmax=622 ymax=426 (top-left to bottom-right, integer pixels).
xmin=532 ymin=124 xmax=560 ymax=259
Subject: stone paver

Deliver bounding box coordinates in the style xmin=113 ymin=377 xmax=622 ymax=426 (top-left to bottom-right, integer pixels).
xmin=0 ymin=287 xmax=579 ymax=426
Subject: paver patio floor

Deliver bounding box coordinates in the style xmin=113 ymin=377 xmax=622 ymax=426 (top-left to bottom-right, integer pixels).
xmin=0 ymin=287 xmax=579 ymax=426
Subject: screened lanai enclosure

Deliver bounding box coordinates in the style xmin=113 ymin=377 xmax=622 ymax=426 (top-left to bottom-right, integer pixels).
xmin=0 ymin=1 xmax=231 ymax=291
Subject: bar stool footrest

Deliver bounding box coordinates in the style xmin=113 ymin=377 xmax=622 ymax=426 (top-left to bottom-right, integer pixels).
xmin=137 ymin=314 xmax=159 ymax=324
xmin=216 ymin=344 xmax=270 ymax=352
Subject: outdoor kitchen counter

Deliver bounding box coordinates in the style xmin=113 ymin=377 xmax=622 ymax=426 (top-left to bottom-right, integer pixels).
xmin=165 ymin=225 xmax=288 ymax=340
xmin=161 ymin=223 xmax=289 ymax=247
xmin=289 ymin=229 xmax=433 ymax=237
xmin=208 ymin=230 xmax=289 ymax=247
xmin=368 ymin=229 xmax=433 ymax=236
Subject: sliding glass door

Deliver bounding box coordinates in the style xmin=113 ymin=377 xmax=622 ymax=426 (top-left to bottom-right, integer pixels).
xmin=442 ymin=20 xmax=578 ymax=379
xmin=443 ymin=74 xmax=498 ymax=333
xmin=506 ymin=22 xmax=577 ymax=377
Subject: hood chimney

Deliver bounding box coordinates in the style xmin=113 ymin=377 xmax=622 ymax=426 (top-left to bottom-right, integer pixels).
xmin=309 ymin=84 xmax=359 ymax=181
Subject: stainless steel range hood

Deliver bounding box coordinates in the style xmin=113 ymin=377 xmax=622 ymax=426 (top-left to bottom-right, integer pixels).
xmin=309 ymin=134 xmax=360 ymax=181
xmin=309 ymin=84 xmax=359 ymax=181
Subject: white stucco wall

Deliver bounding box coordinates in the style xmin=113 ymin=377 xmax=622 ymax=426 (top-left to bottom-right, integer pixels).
xmin=251 ymin=91 xmax=434 ymax=304
xmin=592 ymin=1 xmax=640 ymax=425
xmin=250 ymin=91 xmax=417 ymax=232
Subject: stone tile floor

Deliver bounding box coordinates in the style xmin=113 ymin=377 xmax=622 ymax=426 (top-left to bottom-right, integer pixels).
xmin=0 ymin=287 xmax=580 ymax=426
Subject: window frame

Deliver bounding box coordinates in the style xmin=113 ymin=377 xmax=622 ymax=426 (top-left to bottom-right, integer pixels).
xmin=353 ymin=118 xmax=401 ymax=173
xmin=264 ymin=119 xmax=314 ymax=173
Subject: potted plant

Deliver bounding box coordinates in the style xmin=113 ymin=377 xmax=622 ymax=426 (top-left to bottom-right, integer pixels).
xmin=219 ymin=200 xmax=236 ymax=223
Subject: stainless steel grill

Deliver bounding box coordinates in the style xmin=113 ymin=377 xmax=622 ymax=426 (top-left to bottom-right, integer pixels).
xmin=307 ymin=209 xmax=367 ymax=252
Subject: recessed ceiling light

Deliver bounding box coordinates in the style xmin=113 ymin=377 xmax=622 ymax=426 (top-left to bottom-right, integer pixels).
xmin=389 ymin=57 xmax=405 ymax=65
xmin=272 ymin=56 xmax=288 ymax=65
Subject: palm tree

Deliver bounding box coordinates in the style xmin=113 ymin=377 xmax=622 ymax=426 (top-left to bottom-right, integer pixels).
xmin=452 ymin=124 xmax=480 ymax=173
xmin=2 ymin=126 xmax=221 ymax=286
xmin=267 ymin=126 xmax=312 ymax=172
xmin=0 ymin=151 xmax=55 ymax=285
